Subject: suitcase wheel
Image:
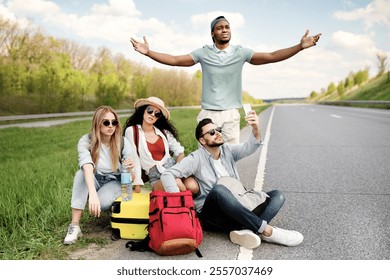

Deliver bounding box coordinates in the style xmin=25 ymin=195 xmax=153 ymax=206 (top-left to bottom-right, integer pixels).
xmin=111 ymin=228 xmax=120 ymax=241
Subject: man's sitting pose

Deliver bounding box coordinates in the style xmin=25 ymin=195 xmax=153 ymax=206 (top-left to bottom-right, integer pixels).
xmin=160 ymin=111 xmax=303 ymax=249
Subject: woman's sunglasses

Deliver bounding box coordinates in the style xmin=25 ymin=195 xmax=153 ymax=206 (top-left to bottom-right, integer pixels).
xmin=201 ymin=127 xmax=222 ymax=138
xmin=102 ymin=119 xmax=119 ymax=127
xmin=146 ymin=107 xmax=163 ymax=118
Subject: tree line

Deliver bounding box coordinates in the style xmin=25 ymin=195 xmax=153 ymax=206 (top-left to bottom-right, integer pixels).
xmin=0 ymin=17 xmax=203 ymax=115
xmin=308 ymin=52 xmax=388 ymax=100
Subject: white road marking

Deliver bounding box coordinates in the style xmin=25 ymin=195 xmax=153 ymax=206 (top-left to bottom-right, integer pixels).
xmin=254 ymin=106 xmax=276 ymax=191
xmin=235 ymin=107 xmax=276 ymax=260
xmin=237 ymin=246 xmax=254 ymax=260
xmin=331 ymin=114 xmax=342 ymax=118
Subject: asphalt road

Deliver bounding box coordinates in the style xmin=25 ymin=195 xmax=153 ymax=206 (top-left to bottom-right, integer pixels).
xmin=259 ymin=104 xmax=390 ymax=260
xmin=70 ymin=104 xmax=389 ymax=261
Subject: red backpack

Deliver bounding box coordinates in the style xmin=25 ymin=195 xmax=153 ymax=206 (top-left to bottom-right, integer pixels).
xmin=126 ymin=190 xmax=203 ymax=257
xmin=148 ymin=190 xmax=203 ymax=256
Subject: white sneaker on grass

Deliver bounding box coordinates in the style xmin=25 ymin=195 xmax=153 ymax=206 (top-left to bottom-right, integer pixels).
xmin=64 ymin=223 xmax=83 ymax=245
xmin=229 ymin=229 xmax=261 ymax=249
xmin=261 ymin=227 xmax=303 ymax=246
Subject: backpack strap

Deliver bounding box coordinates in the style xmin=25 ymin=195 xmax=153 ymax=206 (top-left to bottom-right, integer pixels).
xmin=195 ymin=248 xmax=203 ymax=258
xmin=125 ymin=234 xmax=152 ymax=252
xmin=132 ymin=125 xmax=140 ymax=157
xmin=132 ymin=125 xmax=149 ymax=182
xmin=120 ymin=136 xmax=124 ymax=160
xmin=161 ymin=129 xmax=167 ymax=138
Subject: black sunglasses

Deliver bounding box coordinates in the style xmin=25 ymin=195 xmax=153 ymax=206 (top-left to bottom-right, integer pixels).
xmin=146 ymin=107 xmax=163 ymax=118
xmin=201 ymin=127 xmax=222 ymax=138
xmin=102 ymin=119 xmax=119 ymax=127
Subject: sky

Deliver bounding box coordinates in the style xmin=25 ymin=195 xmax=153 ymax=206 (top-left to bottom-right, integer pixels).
xmin=0 ymin=0 xmax=389 ymax=100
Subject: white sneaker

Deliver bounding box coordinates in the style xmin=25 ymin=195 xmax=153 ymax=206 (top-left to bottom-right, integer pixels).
xmin=229 ymin=229 xmax=261 ymax=249
xmin=261 ymin=227 xmax=303 ymax=246
xmin=64 ymin=223 xmax=83 ymax=245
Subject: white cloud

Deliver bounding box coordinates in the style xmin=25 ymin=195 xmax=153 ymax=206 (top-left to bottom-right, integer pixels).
xmin=45 ymin=0 xmax=144 ymax=44
xmin=1 ymin=0 xmax=144 ymax=43
xmin=332 ymin=30 xmax=378 ymax=55
xmin=1 ymin=2 xmax=247 ymax=53
xmin=91 ymin=0 xmax=141 ymax=17
xmin=332 ymin=30 xmax=372 ymax=48
xmin=334 ymin=0 xmax=390 ymax=29
xmin=7 ymin=0 xmax=60 ymax=15
xmin=242 ymin=47 xmax=347 ymax=99
xmin=190 ymin=11 xmax=245 ymax=31
xmin=0 ymin=2 xmax=15 ymax=21
xmin=0 ymin=1 xmax=38 ymax=29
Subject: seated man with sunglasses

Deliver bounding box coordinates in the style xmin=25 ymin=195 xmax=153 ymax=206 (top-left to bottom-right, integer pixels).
xmin=160 ymin=112 xmax=303 ymax=249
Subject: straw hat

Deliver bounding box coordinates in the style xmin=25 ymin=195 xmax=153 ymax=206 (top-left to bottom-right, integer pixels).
xmin=134 ymin=96 xmax=170 ymax=120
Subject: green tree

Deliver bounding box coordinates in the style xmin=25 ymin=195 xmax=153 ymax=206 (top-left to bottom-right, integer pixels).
xmin=376 ymin=52 xmax=388 ymax=77
xmin=0 ymin=15 xmax=208 ymax=115
xmin=309 ymin=90 xmax=318 ymax=99
xmin=326 ymin=82 xmax=336 ymax=95
xmin=354 ymin=68 xmax=369 ymax=87
xmin=92 ymin=48 xmax=126 ymax=107
xmin=337 ymin=81 xmax=345 ymax=97
xmin=113 ymin=54 xmax=135 ymax=106
xmin=344 ymin=72 xmax=355 ymax=89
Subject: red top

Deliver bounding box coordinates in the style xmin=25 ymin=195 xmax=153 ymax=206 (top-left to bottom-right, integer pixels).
xmin=147 ymin=136 xmax=165 ymax=161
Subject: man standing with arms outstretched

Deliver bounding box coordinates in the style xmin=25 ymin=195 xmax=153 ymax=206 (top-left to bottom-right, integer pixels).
xmin=131 ymin=15 xmax=321 ymax=144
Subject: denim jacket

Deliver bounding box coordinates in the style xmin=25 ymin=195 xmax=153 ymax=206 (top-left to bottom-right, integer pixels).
xmin=77 ymin=134 xmax=143 ymax=186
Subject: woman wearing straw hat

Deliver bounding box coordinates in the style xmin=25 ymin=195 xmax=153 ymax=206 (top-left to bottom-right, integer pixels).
xmin=123 ymin=96 xmax=198 ymax=194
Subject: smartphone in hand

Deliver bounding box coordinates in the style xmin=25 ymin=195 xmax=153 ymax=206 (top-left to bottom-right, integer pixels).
xmin=243 ymin=103 xmax=252 ymax=116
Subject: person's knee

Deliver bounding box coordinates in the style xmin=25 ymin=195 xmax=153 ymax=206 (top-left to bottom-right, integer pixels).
xmin=72 ymin=169 xmax=86 ymax=189
xmin=183 ymin=177 xmax=199 ymax=195
xmin=99 ymin=198 xmax=113 ymax=211
xmin=211 ymin=184 xmax=231 ymax=198
xmin=152 ymin=180 xmax=166 ymax=191
xmin=100 ymin=204 xmax=111 ymax=212
xmin=272 ymin=190 xmax=286 ymax=205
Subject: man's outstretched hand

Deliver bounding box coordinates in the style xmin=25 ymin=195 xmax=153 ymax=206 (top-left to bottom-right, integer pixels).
xmin=300 ymin=29 xmax=321 ymax=49
xmin=130 ymin=36 xmax=149 ymax=55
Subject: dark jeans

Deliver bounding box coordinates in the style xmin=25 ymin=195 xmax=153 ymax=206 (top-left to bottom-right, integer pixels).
xmin=198 ymin=184 xmax=285 ymax=233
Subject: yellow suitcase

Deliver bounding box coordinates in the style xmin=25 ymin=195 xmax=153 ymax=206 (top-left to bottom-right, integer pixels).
xmin=110 ymin=192 xmax=150 ymax=240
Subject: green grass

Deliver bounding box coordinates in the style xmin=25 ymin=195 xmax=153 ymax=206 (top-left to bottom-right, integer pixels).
xmin=168 ymin=108 xmax=201 ymax=153
xmin=0 ymin=105 xmax=269 ymax=260
xmin=310 ymin=72 xmax=390 ymax=106
xmin=345 ymin=74 xmax=390 ymax=101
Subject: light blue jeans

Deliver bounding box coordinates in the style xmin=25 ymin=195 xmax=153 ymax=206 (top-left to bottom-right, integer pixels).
xmin=147 ymin=157 xmax=176 ymax=186
xmin=198 ymin=184 xmax=285 ymax=234
xmin=70 ymin=169 xmax=122 ymax=211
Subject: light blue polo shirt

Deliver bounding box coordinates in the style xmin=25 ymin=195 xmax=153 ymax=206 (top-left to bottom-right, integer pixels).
xmin=190 ymin=44 xmax=255 ymax=110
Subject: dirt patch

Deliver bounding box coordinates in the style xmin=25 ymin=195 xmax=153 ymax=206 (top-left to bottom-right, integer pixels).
xmin=67 ymin=213 xmax=126 ymax=260
xmin=68 ymin=239 xmax=126 ymax=260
